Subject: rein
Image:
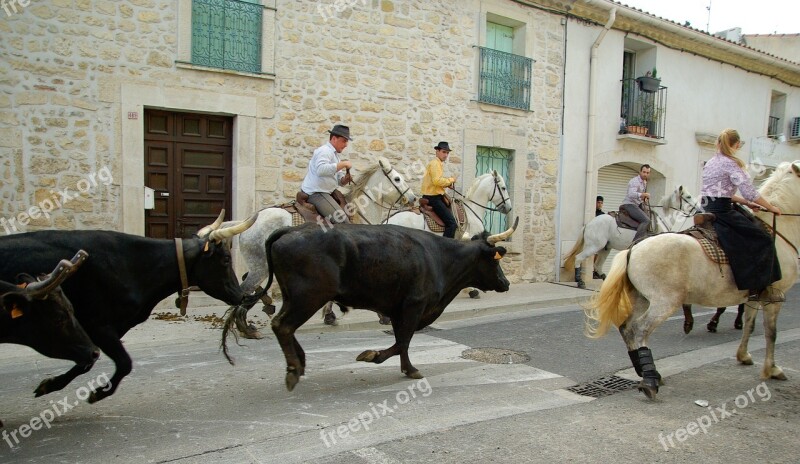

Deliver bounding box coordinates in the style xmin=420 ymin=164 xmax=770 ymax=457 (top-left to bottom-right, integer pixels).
xmin=450 ymin=174 xmax=509 ymax=213
xmin=349 ymin=166 xmax=412 ymax=225
xmin=755 ymin=213 xmax=800 ymax=256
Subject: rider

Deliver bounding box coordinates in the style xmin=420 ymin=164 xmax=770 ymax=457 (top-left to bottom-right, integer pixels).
xmin=301 ymin=125 xmax=354 ymax=224
xmin=620 ymin=164 xmax=651 ymax=243
xmin=422 ymin=142 xmax=458 ymax=238
xmin=699 ymin=128 xmax=783 ymax=303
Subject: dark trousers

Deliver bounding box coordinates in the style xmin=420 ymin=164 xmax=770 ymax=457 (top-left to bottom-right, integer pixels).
xmin=307 ymin=192 xmax=350 ymax=224
xmin=424 ymin=194 xmax=457 ymax=238
xmin=702 ymin=197 xmax=780 ymax=290
xmin=620 ymin=203 xmax=650 ymax=242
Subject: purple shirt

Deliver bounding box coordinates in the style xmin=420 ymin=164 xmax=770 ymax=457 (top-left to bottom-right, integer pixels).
xmin=700 ymin=153 xmax=759 ymax=202
xmin=622 ymin=175 xmax=647 ymax=206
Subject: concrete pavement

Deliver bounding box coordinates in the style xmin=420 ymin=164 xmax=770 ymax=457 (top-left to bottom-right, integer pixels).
xmin=156 ymin=280 xmax=597 ymax=334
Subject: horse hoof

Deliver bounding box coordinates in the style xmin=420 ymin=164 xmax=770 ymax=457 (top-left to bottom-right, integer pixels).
xmin=285 ymin=371 xmax=300 ymax=391
xmin=683 ymin=320 xmax=693 ymax=334
xmin=739 ymin=357 xmax=754 ymax=366
xmin=772 ymin=371 xmax=788 ymax=381
xmin=262 ymin=304 xmax=276 ymax=317
xmin=576 ymin=281 xmax=586 ymax=289
xmin=378 ymin=316 xmax=391 ymax=325
xmin=323 ymin=312 xmax=337 ymax=326
xmin=404 ymin=370 xmax=424 ymax=379
xmin=707 ymin=322 xmax=718 ymax=333
xmin=637 ymin=380 xmax=659 ymax=400
xmin=468 ymin=289 xmax=480 ymax=299
xmin=734 ymin=321 xmax=743 ymax=330
xmin=356 ymin=350 xmax=378 ymax=362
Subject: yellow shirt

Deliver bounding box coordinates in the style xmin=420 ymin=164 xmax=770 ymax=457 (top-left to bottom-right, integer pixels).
xmin=421 ymin=158 xmax=454 ymax=196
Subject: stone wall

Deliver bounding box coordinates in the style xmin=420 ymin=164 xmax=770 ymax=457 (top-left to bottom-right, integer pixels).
xmin=0 ymin=0 xmax=566 ymax=282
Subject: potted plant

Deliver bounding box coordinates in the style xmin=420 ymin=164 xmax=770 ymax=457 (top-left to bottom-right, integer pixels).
xmin=637 ymin=91 xmax=663 ymax=137
xmin=636 ymin=67 xmax=661 ymax=93
xmin=626 ymin=117 xmax=648 ymax=136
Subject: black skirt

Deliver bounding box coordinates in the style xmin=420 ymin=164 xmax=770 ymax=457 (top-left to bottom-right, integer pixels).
xmin=701 ymin=197 xmax=781 ymax=290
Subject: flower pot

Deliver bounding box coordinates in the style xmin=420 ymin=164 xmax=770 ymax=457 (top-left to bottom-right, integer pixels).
xmin=637 ymin=76 xmax=661 ymax=93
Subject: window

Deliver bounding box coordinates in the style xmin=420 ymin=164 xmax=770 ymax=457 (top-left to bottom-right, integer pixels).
xmin=191 ymin=0 xmax=262 ymax=73
xmin=476 ymin=147 xmax=512 ymax=234
xmin=477 ymin=20 xmax=533 ymax=111
xmin=768 ymin=91 xmax=786 ymax=138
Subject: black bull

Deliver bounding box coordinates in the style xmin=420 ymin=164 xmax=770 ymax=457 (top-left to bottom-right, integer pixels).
xmin=222 ymin=218 xmax=519 ymax=391
xmin=0 ymin=212 xmax=256 ymax=403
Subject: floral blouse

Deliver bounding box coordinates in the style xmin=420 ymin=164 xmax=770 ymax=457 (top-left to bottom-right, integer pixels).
xmin=700 ymin=153 xmax=759 ymax=202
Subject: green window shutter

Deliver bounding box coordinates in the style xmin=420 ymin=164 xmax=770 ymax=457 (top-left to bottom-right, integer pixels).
xmin=479 ymin=22 xmax=531 ymax=110
xmin=487 ymin=22 xmax=514 ymax=53
xmin=476 ymin=147 xmax=512 ymax=234
xmin=192 ymin=0 xmax=262 ymax=73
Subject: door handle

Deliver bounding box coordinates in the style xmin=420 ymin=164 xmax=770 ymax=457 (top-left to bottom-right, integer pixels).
xmin=160 ymin=192 xmax=170 ymax=197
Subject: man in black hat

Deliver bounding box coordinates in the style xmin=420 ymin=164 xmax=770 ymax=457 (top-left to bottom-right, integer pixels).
xmin=595 ymin=195 xmax=605 ymax=216
xmin=301 ymin=124 xmax=354 ymax=224
xmin=421 ymin=141 xmax=458 ymax=238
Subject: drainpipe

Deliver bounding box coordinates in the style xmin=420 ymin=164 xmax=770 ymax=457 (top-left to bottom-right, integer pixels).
xmin=584 ymin=5 xmax=617 ymax=227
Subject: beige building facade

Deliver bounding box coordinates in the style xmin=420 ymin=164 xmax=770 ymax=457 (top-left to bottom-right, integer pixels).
xmin=2 ymin=0 xmax=799 ymax=283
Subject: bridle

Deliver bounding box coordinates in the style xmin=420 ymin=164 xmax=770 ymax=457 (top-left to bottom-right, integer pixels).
xmin=451 ymin=173 xmax=511 ymax=214
xmin=353 ymin=166 xmax=413 ymax=224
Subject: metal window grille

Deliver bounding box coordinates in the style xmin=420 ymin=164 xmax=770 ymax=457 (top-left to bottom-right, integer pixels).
xmin=767 ymin=116 xmax=781 ymax=137
xmin=476 ymin=147 xmax=512 ymax=234
xmin=477 ymin=47 xmax=533 ymax=111
xmin=192 ymin=0 xmax=262 ymax=74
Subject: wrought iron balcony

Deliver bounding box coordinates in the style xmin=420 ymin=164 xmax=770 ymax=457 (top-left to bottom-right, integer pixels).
xmin=619 ymin=78 xmax=668 ymax=139
xmin=477 ymin=47 xmax=533 ymax=111
xmin=767 ymin=116 xmax=781 ymax=137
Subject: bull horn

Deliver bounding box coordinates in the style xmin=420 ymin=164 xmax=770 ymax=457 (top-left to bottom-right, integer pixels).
xmin=25 ymin=260 xmax=73 ymax=297
xmin=208 ymin=212 xmax=258 ymax=242
xmin=197 ymin=210 xmax=226 ymax=238
xmin=487 ymin=216 xmax=519 ymax=244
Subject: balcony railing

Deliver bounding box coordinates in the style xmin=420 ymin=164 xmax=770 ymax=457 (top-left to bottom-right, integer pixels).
xmin=620 ymin=78 xmax=668 ymax=139
xmin=477 ymin=46 xmax=533 ymax=111
xmin=768 ymin=116 xmax=781 ymax=137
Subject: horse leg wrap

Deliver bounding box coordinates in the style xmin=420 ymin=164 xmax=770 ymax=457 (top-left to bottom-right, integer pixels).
xmin=637 ymin=347 xmax=661 ymax=389
xmin=574 ymin=267 xmax=585 ymax=288
xmin=628 ymin=350 xmax=642 ymax=377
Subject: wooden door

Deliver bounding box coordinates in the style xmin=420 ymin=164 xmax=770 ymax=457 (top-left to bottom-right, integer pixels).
xmin=144 ymin=110 xmax=233 ymax=239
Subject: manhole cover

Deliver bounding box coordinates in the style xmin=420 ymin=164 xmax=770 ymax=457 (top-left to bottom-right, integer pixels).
xmin=566 ymin=375 xmax=639 ymax=398
xmin=461 ymin=347 xmax=530 ymax=364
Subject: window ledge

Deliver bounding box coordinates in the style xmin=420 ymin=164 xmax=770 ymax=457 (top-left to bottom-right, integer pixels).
xmin=616 ymin=133 xmax=667 ymax=145
xmin=175 ymin=61 xmax=275 ymax=80
xmin=475 ymin=101 xmax=531 ymax=116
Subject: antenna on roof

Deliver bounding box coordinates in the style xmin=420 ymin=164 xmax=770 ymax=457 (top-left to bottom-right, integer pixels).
xmin=706 ymin=0 xmax=712 ymax=33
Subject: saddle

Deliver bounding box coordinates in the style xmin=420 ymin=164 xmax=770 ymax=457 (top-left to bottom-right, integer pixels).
xmin=608 ymin=204 xmax=655 ymax=232
xmin=282 ymin=190 xmax=349 ymax=226
xmin=679 ymin=221 xmax=729 ymax=265
xmin=417 ymin=197 xmax=467 ymax=233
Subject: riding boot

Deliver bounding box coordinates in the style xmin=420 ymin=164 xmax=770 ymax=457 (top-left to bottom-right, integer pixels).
xmin=748 ymin=286 xmax=785 ymax=304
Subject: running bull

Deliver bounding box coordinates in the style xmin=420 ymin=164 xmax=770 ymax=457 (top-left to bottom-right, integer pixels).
xmin=222 ymin=217 xmax=519 ymax=391
xmin=0 ymin=211 xmax=256 ymax=403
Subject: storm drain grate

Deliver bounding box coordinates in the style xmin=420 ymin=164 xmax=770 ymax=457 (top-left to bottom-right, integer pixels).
xmin=460 ymin=347 xmax=530 ymax=364
xmin=566 ymin=375 xmax=639 ymax=398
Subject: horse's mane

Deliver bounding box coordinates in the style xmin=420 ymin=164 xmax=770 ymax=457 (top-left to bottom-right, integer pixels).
xmin=465 ymin=173 xmax=493 ymax=199
xmin=345 ymin=163 xmax=383 ymax=201
xmin=757 ymin=162 xmax=800 ymax=240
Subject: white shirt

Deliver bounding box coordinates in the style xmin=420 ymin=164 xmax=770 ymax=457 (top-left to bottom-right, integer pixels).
xmin=301 ymin=142 xmax=344 ymax=194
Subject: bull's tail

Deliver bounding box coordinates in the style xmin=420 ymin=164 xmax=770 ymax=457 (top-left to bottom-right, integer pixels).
xmin=584 ymin=249 xmax=634 ymax=338
xmin=221 ymin=226 xmax=294 ymax=364
xmin=562 ymin=231 xmax=585 ymax=272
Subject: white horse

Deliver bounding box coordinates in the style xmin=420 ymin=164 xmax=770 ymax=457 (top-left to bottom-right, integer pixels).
xmin=387 ymin=170 xmax=513 ymax=239
xmin=563 ymin=185 xmax=699 ymax=288
xmin=585 ymin=161 xmax=800 ymax=400
xmin=229 ymin=157 xmax=416 ymax=335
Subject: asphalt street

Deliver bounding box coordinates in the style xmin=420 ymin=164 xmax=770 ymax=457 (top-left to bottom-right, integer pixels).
xmin=1 ymin=289 xmax=799 ymax=463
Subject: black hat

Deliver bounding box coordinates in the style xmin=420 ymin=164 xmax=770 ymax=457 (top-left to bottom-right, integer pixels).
xmin=596 ymin=195 xmax=604 ymax=201
xmin=328 ymin=125 xmax=352 ymax=141
xmin=434 ymin=141 xmax=451 ymax=152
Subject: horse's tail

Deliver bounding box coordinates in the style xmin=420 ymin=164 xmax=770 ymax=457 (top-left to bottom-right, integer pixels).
xmin=221 ymin=225 xmax=293 ymax=364
xmin=584 ymin=249 xmax=634 ymax=338
xmin=562 ymin=230 xmax=585 ymax=272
